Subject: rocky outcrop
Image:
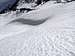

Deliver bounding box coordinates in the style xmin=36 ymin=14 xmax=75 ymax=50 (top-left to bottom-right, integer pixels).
xmin=0 ymin=0 xmax=19 ymax=14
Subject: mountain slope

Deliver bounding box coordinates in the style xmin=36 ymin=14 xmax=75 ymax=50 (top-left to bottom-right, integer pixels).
xmin=0 ymin=1 xmax=75 ymax=56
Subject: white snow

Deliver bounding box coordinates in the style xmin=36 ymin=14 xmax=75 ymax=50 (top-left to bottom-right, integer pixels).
xmin=0 ymin=1 xmax=75 ymax=56
xmin=17 ymin=3 xmax=36 ymax=9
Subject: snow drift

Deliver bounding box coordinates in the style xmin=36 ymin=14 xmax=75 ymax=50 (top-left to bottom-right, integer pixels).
xmin=0 ymin=1 xmax=75 ymax=56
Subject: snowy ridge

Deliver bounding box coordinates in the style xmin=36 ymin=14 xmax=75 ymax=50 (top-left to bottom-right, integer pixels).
xmin=0 ymin=1 xmax=75 ymax=56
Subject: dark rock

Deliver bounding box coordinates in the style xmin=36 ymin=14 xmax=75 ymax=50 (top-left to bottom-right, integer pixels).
xmin=0 ymin=0 xmax=19 ymax=14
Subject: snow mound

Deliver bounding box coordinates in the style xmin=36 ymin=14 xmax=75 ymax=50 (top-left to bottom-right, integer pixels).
xmin=0 ymin=1 xmax=75 ymax=56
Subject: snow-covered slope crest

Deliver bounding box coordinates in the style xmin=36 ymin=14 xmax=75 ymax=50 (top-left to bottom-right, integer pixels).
xmin=0 ymin=1 xmax=75 ymax=56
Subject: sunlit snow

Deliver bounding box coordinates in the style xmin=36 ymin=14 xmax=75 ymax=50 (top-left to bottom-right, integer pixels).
xmin=0 ymin=1 xmax=75 ymax=56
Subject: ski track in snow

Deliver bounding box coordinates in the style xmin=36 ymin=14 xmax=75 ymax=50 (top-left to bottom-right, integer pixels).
xmin=0 ymin=1 xmax=75 ymax=56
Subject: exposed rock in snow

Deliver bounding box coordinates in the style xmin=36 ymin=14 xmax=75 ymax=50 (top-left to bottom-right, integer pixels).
xmin=0 ymin=1 xmax=75 ymax=56
xmin=0 ymin=0 xmax=19 ymax=14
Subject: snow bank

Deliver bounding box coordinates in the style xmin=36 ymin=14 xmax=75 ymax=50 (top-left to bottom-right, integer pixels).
xmin=0 ymin=1 xmax=75 ymax=56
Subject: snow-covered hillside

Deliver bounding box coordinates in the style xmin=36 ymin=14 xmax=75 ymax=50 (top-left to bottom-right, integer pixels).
xmin=0 ymin=1 xmax=75 ymax=56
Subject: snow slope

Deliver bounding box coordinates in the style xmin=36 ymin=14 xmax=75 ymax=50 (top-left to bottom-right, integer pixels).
xmin=0 ymin=1 xmax=75 ymax=56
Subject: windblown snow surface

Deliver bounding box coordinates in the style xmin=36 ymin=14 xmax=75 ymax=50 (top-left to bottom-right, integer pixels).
xmin=0 ymin=1 xmax=75 ymax=56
